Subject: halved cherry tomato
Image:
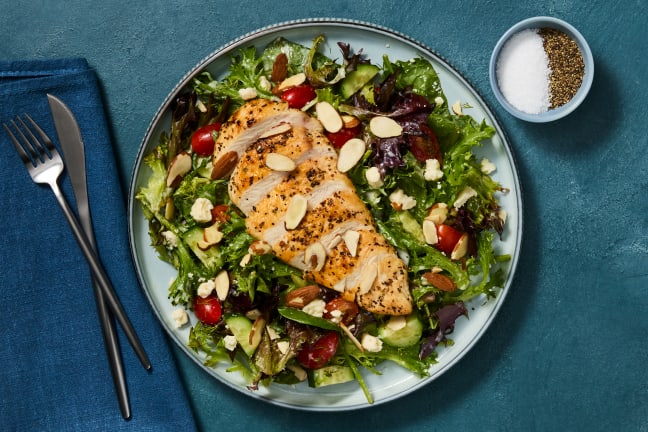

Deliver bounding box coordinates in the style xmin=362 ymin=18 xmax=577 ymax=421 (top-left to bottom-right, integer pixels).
xmin=210 ymin=204 xmax=230 ymax=223
xmin=323 ymin=297 xmax=359 ymax=325
xmin=410 ymin=124 xmax=442 ymax=163
xmin=193 ymin=295 xmax=222 ymax=325
xmin=191 ymin=123 xmax=221 ymax=156
xmin=280 ymin=84 xmax=316 ymax=109
xmin=435 ymin=223 xmax=463 ymax=256
xmin=297 ymin=331 xmax=339 ymax=369
xmin=325 ymin=125 xmax=360 ymax=149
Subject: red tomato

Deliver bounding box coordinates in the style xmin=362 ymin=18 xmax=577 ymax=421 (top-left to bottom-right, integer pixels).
xmin=325 ymin=126 xmax=360 ymax=148
xmin=210 ymin=204 xmax=230 ymax=223
xmin=191 ymin=123 xmax=221 ymax=156
xmin=297 ymin=331 xmax=339 ymax=369
xmin=410 ymin=124 xmax=442 ymax=163
xmin=435 ymin=224 xmax=463 ymax=256
xmin=323 ymin=297 xmax=359 ymax=325
xmin=193 ymin=296 xmax=222 ymax=325
xmin=280 ymin=84 xmax=316 ymax=109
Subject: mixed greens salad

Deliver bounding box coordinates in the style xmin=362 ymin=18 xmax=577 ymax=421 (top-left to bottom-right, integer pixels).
xmin=136 ymin=35 xmax=510 ymax=403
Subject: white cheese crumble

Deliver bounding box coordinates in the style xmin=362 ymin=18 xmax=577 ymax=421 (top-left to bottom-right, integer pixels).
xmin=258 ymin=76 xmax=272 ymax=92
xmin=238 ymin=87 xmax=258 ymax=100
xmin=276 ymin=340 xmax=290 ymax=355
xmin=161 ymin=230 xmax=179 ymax=249
xmin=480 ymin=157 xmax=496 ymax=174
xmin=190 ymin=197 xmax=213 ymax=223
xmin=365 ymin=166 xmax=384 ymax=188
xmin=223 ymin=335 xmax=238 ymax=351
xmin=361 ymin=333 xmax=383 ymax=353
xmin=389 ymin=189 xmax=417 ymax=210
xmin=197 ymin=279 xmax=215 ymax=298
xmin=171 ymin=309 xmax=189 ymax=328
xmin=454 ymin=186 xmax=477 ymax=209
xmin=424 ymin=158 xmax=443 ymax=181
xmin=302 ymin=299 xmax=326 ymax=318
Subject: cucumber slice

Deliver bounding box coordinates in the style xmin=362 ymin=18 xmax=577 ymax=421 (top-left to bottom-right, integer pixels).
xmin=182 ymin=227 xmax=221 ymax=272
xmin=225 ymin=314 xmax=258 ymax=357
xmin=308 ymin=365 xmax=355 ymax=388
xmin=340 ymin=64 xmax=380 ymax=99
xmin=377 ymin=314 xmax=423 ymax=348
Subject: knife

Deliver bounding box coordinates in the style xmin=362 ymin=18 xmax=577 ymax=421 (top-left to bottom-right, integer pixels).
xmin=47 ymin=94 xmax=143 ymax=419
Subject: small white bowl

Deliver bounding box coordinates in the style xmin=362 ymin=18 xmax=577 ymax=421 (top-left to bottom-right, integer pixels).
xmin=489 ymin=16 xmax=594 ymax=122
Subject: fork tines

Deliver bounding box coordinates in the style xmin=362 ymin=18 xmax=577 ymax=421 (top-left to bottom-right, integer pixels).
xmin=3 ymin=114 xmax=56 ymax=167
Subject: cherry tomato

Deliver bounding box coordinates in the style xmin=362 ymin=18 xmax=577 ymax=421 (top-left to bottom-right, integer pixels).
xmin=323 ymin=297 xmax=359 ymax=325
xmin=410 ymin=124 xmax=442 ymax=163
xmin=280 ymin=84 xmax=316 ymax=109
xmin=325 ymin=126 xmax=360 ymax=148
xmin=191 ymin=123 xmax=221 ymax=156
xmin=210 ymin=204 xmax=230 ymax=223
xmin=193 ymin=295 xmax=222 ymax=325
xmin=435 ymin=224 xmax=463 ymax=256
xmin=297 ymin=331 xmax=339 ymax=369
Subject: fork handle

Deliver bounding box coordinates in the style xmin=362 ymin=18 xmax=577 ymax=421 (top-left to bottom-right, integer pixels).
xmin=48 ymin=181 xmax=151 ymax=371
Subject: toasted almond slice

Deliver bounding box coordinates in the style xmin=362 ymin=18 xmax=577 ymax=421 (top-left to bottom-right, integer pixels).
xmin=341 ymin=115 xmax=360 ymax=129
xmin=259 ymin=122 xmax=292 ymax=139
xmin=211 ymin=151 xmax=238 ymax=179
xmin=422 ymin=220 xmax=438 ymax=245
xmin=337 ymin=138 xmax=366 ymax=173
xmin=386 ymin=315 xmax=406 ymax=331
xmin=248 ymin=240 xmax=272 ymax=255
xmin=304 ymin=242 xmax=327 ymax=271
xmin=342 ymin=230 xmax=360 ymax=257
xmin=451 ymin=233 xmax=470 ymax=260
xmin=358 ymin=264 xmax=377 ymax=295
xmin=197 ymin=223 xmax=224 ymax=250
xmin=166 ymin=151 xmax=192 ymax=187
xmin=284 ymin=194 xmax=308 ymax=230
xmin=239 ymin=253 xmax=252 ymax=267
xmin=315 ymin=101 xmax=343 ymax=133
xmin=452 ymin=100 xmax=463 ymax=115
xmin=266 ymin=152 xmax=296 ymax=171
xmin=276 ymin=72 xmax=306 ymax=91
xmin=369 ymin=116 xmax=402 ymax=138
xmin=422 ymin=271 xmax=456 ymax=292
xmin=214 ymin=270 xmax=230 ymax=301
xmin=285 ymin=285 xmax=321 ymax=309
xmin=425 ymin=203 xmax=448 ymax=225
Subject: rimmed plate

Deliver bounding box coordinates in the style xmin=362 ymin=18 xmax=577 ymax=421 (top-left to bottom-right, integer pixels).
xmin=127 ymin=18 xmax=522 ymax=411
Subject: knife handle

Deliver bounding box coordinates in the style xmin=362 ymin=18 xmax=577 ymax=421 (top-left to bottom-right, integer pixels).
xmin=49 ymin=180 xmax=152 ymax=371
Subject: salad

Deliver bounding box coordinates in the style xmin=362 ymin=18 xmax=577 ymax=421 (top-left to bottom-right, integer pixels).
xmin=136 ymin=35 xmax=509 ymax=403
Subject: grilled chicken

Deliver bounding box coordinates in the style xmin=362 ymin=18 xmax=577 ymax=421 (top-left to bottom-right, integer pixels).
xmin=213 ymin=99 xmax=413 ymax=316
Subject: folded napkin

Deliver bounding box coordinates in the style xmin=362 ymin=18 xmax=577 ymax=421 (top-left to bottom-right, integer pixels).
xmin=0 ymin=59 xmax=197 ymax=431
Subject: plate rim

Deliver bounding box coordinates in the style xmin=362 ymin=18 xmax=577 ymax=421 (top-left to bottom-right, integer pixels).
xmin=127 ymin=17 xmax=524 ymax=411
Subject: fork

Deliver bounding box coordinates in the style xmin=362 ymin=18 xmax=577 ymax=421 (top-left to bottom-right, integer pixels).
xmin=3 ymin=114 xmax=151 ymax=371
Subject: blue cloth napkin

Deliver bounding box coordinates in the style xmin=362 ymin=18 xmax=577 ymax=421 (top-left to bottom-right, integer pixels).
xmin=0 ymin=58 xmax=197 ymax=431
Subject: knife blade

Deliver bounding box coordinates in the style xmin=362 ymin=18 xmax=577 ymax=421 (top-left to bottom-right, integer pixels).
xmin=47 ymin=94 xmax=136 ymax=419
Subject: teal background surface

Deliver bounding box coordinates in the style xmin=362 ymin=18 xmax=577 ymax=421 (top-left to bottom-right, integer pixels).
xmin=2 ymin=0 xmax=646 ymax=430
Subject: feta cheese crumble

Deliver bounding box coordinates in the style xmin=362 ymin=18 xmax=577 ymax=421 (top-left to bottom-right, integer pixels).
xmin=190 ymin=197 xmax=213 ymax=223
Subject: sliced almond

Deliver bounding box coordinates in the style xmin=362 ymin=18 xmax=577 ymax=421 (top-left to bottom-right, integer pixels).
xmin=285 ymin=285 xmax=321 ymax=309
xmin=341 ymin=115 xmax=360 ymax=129
xmin=337 ymin=138 xmax=366 ymax=173
xmin=422 ymin=220 xmax=438 ymax=245
xmin=265 ymin=152 xmax=296 ymax=172
xmin=386 ymin=315 xmax=406 ymax=331
xmin=276 ymin=72 xmax=306 ymax=92
xmin=239 ymin=253 xmax=252 ymax=267
xmin=425 ymin=203 xmax=448 ymax=225
xmin=452 ymin=100 xmax=463 ymax=115
xmin=287 ymin=364 xmax=308 ymax=381
xmin=422 ymin=271 xmax=457 ymax=292
xmin=369 ymin=116 xmax=402 ymax=138
xmin=325 ymin=234 xmax=343 ymax=251
xmin=342 ymin=230 xmax=360 ymax=257
xmin=284 ymin=194 xmax=308 ymax=230
xmin=214 ymin=270 xmax=230 ymax=301
xmin=315 ymin=101 xmax=343 ymax=133
xmin=197 ymin=223 xmax=224 ymax=250
xmin=166 ymin=151 xmax=192 ymax=187
xmin=248 ymin=240 xmax=272 ymax=255
xmin=358 ymin=264 xmax=377 ymax=295
xmin=451 ymin=233 xmax=470 ymax=260
xmin=304 ymin=242 xmax=327 ymax=271
xmin=211 ymin=151 xmax=238 ymax=180
xmin=259 ymin=122 xmax=292 ymax=139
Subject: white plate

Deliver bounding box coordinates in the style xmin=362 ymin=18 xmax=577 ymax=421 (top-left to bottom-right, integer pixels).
xmin=127 ymin=18 xmax=523 ymax=411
